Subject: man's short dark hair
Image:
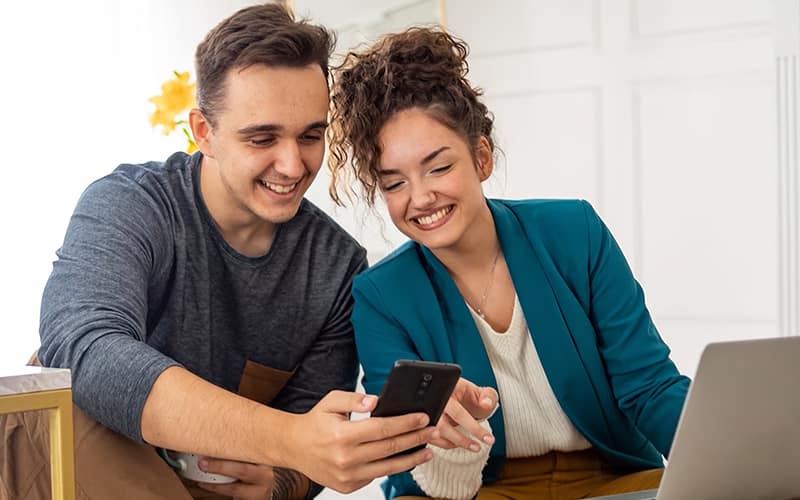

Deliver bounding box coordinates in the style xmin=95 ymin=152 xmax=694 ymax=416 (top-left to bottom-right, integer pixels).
xmin=195 ymin=3 xmax=334 ymax=127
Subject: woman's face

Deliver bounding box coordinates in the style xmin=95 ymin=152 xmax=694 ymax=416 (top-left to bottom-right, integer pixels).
xmin=376 ymin=107 xmax=494 ymax=251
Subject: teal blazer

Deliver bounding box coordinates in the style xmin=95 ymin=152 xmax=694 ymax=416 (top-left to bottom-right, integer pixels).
xmin=352 ymin=199 xmax=690 ymax=499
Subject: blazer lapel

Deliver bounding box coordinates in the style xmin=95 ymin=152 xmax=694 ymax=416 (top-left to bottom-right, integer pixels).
xmin=418 ymin=244 xmax=508 ymax=457
xmin=488 ymin=200 xmax=612 ymax=444
xmin=419 ymin=245 xmax=499 ymax=392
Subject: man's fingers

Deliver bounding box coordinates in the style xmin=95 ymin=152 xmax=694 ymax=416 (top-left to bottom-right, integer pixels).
xmin=343 ymin=424 xmax=438 ymax=466
xmin=334 ymin=447 xmax=434 ymax=490
xmin=200 ymin=458 xmax=272 ymax=484
xmin=317 ymin=390 xmax=378 ymax=415
xmin=355 ymin=412 xmax=430 ymax=444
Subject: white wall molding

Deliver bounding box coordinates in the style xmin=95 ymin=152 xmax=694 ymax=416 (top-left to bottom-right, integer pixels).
xmin=775 ymin=0 xmax=800 ymax=337
xmin=630 ymin=72 xmax=774 ymax=286
xmin=631 ymin=0 xmax=772 ymax=40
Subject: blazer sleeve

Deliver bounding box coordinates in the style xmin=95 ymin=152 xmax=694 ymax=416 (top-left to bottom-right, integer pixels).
xmin=581 ymin=200 xmax=690 ymax=456
xmin=352 ymin=273 xmax=489 ymax=499
xmin=351 ymin=273 xmax=422 ymax=396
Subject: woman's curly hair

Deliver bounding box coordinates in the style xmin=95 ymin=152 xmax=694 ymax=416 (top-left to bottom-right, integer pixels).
xmin=328 ymin=27 xmax=495 ymax=207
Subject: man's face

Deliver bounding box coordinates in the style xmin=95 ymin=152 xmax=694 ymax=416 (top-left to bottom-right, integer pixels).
xmin=195 ymin=64 xmax=329 ymax=239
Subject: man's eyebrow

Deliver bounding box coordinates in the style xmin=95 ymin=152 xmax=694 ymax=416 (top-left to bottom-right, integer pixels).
xmin=237 ymin=124 xmax=281 ymax=135
xmin=237 ymin=121 xmax=328 ymax=136
xmin=378 ymin=146 xmax=452 ymax=177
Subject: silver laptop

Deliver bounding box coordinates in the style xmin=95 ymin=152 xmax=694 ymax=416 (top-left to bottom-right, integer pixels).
xmin=587 ymin=336 xmax=800 ymax=500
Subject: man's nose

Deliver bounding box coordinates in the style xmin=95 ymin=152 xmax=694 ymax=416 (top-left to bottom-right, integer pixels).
xmin=273 ymin=141 xmax=304 ymax=179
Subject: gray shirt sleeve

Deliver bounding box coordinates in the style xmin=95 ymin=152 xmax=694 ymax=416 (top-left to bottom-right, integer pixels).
xmin=39 ymin=173 xmax=179 ymax=441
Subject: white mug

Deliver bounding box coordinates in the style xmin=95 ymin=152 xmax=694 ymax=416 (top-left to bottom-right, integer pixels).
xmin=158 ymin=449 xmax=237 ymax=484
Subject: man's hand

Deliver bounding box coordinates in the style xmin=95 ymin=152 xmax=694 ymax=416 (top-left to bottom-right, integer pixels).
xmin=195 ymin=458 xmax=274 ymax=499
xmin=429 ymin=378 xmax=498 ymax=451
xmin=285 ymin=390 xmax=438 ymax=493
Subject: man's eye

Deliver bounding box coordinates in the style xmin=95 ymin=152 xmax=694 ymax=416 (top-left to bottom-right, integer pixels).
xmin=251 ymin=137 xmax=276 ymax=146
xmin=300 ymin=134 xmax=323 ymax=143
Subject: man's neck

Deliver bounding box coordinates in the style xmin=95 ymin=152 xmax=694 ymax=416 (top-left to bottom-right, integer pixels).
xmin=198 ymin=156 xmax=277 ymax=257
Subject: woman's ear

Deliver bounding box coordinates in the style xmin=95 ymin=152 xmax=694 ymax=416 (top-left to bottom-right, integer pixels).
xmin=475 ymin=136 xmax=494 ymax=181
xmin=189 ymin=108 xmax=215 ymax=158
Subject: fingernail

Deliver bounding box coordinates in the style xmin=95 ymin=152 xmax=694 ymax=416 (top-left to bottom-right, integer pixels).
xmin=361 ymin=395 xmax=376 ymax=409
xmin=419 ymin=414 xmax=430 ymax=426
xmin=469 ymin=443 xmax=480 ymax=452
xmin=423 ymin=449 xmax=433 ymax=461
xmin=482 ymin=397 xmax=493 ymax=405
xmin=483 ymin=435 xmax=495 ymax=444
xmin=198 ymin=459 xmax=208 ymax=470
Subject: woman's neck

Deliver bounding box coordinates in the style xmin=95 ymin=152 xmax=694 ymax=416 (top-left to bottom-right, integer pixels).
xmin=430 ymin=204 xmax=498 ymax=280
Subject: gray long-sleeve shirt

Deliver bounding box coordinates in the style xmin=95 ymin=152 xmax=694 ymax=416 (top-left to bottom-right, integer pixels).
xmin=39 ymin=151 xmax=366 ymax=445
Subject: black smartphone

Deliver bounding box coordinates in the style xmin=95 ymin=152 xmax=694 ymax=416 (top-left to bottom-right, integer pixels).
xmin=371 ymin=359 xmax=461 ymax=456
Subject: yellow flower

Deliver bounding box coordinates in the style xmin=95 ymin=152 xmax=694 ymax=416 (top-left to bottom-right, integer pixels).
xmin=149 ymin=70 xmax=198 ymax=152
xmin=150 ymin=71 xmax=196 ymax=116
xmin=149 ymin=108 xmax=179 ymax=135
xmin=183 ymin=128 xmax=198 ymax=154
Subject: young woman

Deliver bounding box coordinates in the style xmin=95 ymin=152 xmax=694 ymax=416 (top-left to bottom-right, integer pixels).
xmin=328 ymin=28 xmax=690 ymax=500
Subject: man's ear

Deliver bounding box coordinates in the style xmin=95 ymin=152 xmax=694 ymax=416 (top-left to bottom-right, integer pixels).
xmin=189 ymin=108 xmax=214 ymax=158
xmin=475 ymin=136 xmax=494 ymax=181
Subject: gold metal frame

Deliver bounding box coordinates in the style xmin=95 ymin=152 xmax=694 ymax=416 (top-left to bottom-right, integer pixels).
xmin=0 ymin=389 xmax=75 ymax=500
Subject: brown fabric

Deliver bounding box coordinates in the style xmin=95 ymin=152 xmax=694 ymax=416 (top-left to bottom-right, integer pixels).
xmin=234 ymin=360 xmax=310 ymax=498
xmin=1 ymin=410 xmax=52 ymax=500
xmin=237 ymin=360 xmax=296 ymax=406
xmin=0 ymin=354 xmax=302 ymax=500
xmin=0 ymin=405 xmax=194 ymax=500
xmin=396 ymin=448 xmax=663 ymax=500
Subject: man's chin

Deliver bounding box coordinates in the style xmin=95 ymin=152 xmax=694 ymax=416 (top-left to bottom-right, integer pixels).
xmin=258 ymin=205 xmax=303 ymax=225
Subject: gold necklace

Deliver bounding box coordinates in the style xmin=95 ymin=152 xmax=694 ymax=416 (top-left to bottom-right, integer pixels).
xmin=475 ymin=245 xmax=501 ymax=319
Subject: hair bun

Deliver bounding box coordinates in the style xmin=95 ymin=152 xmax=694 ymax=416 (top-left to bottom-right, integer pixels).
xmin=328 ymin=26 xmax=493 ymax=208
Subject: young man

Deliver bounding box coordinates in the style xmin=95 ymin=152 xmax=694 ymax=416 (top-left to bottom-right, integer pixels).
xmin=1 ymin=4 xmax=436 ymax=499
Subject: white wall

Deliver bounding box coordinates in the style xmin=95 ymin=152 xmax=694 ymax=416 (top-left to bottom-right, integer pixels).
xmin=0 ymin=0 xmax=254 ymax=369
xmin=446 ymin=0 xmax=779 ymax=376
xmin=0 ymin=1 xmax=786 ymax=499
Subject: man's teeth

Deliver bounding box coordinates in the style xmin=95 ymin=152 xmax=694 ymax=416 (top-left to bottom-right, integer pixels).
xmin=417 ymin=207 xmax=450 ymax=225
xmin=261 ymin=180 xmax=296 ymax=194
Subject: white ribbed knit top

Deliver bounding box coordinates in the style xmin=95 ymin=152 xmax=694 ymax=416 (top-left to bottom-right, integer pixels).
xmin=410 ymin=294 xmax=592 ymax=499
xmin=468 ymin=293 xmax=591 ymax=457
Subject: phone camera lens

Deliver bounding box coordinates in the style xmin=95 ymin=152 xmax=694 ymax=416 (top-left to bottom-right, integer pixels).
xmin=423 ymin=373 xmax=432 ymax=382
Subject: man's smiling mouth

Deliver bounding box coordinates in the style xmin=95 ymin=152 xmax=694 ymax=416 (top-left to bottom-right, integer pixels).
xmin=259 ymin=179 xmax=298 ymax=194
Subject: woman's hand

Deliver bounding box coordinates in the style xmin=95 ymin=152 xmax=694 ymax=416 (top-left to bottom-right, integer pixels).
xmin=429 ymin=378 xmax=498 ymax=451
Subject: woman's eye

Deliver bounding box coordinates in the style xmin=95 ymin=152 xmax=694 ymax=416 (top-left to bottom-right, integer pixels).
xmin=431 ymin=164 xmax=453 ymax=174
xmin=382 ymin=181 xmax=404 ymax=192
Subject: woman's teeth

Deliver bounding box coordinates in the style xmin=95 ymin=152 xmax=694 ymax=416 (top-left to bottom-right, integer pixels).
xmin=416 ymin=206 xmax=451 ymax=225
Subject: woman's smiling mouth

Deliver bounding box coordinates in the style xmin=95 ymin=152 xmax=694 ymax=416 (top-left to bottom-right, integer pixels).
xmin=413 ymin=205 xmax=454 ymax=227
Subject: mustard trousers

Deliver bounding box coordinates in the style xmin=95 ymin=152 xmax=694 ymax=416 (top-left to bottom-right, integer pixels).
xmin=398 ymin=448 xmax=663 ymax=500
